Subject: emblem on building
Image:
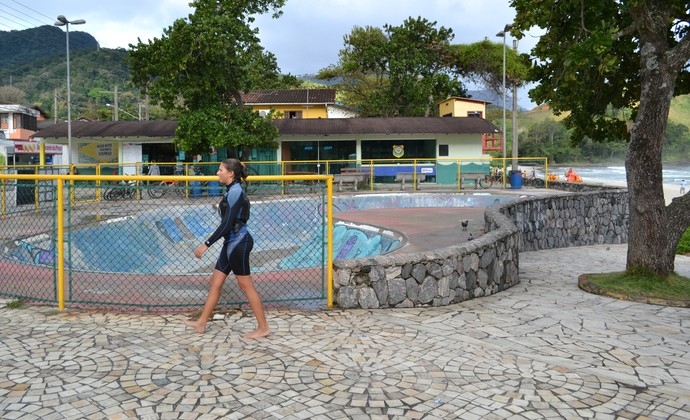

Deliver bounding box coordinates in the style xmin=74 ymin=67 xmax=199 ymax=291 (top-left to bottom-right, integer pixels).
xmin=392 ymin=144 xmax=404 ymax=158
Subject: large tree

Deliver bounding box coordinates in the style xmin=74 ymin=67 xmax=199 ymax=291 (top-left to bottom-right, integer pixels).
xmin=126 ymin=0 xmax=295 ymax=155
xmin=317 ymin=17 xmax=466 ymax=117
xmin=511 ymin=0 xmax=690 ymax=276
xmin=453 ymin=39 xmax=529 ymax=99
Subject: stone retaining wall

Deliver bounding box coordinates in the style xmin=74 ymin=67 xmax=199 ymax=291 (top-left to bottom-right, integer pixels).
xmin=333 ymin=185 xmax=629 ymax=309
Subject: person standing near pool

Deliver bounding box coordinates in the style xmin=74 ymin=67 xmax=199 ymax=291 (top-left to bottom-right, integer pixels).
xmin=184 ymin=158 xmax=270 ymax=339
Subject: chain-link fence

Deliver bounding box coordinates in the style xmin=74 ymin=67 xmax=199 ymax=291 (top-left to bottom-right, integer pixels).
xmin=0 ymin=174 xmax=333 ymax=312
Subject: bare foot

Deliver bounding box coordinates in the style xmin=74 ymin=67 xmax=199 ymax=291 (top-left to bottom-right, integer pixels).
xmin=243 ymin=328 xmax=270 ymax=339
xmin=184 ymin=320 xmax=206 ymax=334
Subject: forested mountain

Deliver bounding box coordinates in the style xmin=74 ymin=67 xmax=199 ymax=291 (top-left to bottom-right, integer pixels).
xmin=0 ymin=26 xmax=135 ymax=121
xmin=0 ymin=25 xmax=99 ymax=70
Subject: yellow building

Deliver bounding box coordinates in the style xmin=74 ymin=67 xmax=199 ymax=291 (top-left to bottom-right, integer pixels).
xmin=242 ymin=89 xmax=336 ymax=119
xmin=437 ymin=97 xmax=502 ymax=154
xmin=437 ymin=97 xmax=491 ymax=118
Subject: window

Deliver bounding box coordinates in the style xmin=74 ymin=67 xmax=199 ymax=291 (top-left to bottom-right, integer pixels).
xmin=361 ymin=139 xmax=436 ymax=160
xmin=439 ymin=144 xmax=449 ymax=156
xmin=284 ymin=140 xmax=356 ymax=174
xmin=467 ymin=111 xmax=483 ymax=118
xmin=285 ymin=111 xmax=303 ymax=119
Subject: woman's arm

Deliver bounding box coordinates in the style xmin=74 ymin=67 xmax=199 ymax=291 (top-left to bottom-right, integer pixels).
xmin=203 ymin=184 xmax=244 ymax=247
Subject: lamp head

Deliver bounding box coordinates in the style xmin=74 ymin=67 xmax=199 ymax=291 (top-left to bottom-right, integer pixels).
xmin=54 ymin=15 xmax=85 ymax=26
xmin=496 ymin=24 xmax=514 ymax=38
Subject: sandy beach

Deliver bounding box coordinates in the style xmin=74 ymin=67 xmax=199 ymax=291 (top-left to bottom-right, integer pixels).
xmin=598 ymin=179 xmax=682 ymax=205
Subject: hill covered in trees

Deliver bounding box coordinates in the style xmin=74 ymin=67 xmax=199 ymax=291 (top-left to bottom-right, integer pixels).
xmin=0 ymin=26 xmax=137 ymax=121
xmin=0 ymin=25 xmax=99 ymax=70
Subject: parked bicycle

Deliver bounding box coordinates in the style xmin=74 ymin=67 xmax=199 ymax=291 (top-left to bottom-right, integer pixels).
xmin=478 ymin=173 xmax=503 ymax=189
xmin=523 ymin=171 xmax=546 ymax=188
xmin=147 ymin=179 xmax=187 ymax=198
xmin=103 ymin=180 xmax=137 ymax=200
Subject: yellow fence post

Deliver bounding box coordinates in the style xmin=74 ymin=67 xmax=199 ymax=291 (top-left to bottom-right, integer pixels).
xmin=1 ymin=178 xmax=5 ymax=217
xmin=56 ymin=178 xmax=66 ymax=310
xmin=326 ymin=176 xmax=334 ymax=308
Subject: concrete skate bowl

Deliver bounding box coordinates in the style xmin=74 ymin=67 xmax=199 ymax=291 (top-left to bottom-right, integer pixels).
xmin=1 ymin=193 xmax=512 ymax=311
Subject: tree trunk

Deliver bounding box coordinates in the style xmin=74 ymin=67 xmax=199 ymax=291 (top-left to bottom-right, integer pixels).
xmin=625 ymin=35 xmax=687 ymax=276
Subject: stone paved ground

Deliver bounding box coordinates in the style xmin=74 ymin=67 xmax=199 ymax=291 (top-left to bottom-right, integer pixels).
xmin=1 ymin=244 xmax=689 ymax=419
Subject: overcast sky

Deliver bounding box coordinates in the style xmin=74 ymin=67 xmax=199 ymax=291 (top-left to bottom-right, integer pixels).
xmin=0 ymin=0 xmax=540 ymax=107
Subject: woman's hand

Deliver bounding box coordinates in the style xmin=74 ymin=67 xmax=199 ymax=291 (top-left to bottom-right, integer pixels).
xmin=194 ymin=244 xmax=208 ymax=259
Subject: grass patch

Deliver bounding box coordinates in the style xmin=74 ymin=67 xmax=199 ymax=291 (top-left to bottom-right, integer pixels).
xmin=6 ymin=300 xmax=25 ymax=309
xmin=677 ymin=227 xmax=690 ymax=254
xmin=584 ymin=270 xmax=690 ymax=302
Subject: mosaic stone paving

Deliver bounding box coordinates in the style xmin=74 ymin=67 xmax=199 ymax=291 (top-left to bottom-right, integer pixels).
xmin=1 ymin=244 xmax=689 ymax=419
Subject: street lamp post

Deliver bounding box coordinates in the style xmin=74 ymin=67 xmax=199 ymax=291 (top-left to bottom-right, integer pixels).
xmin=511 ymin=39 xmax=519 ymax=173
xmin=496 ymin=24 xmax=512 ymax=183
xmin=54 ymin=15 xmax=85 ymax=167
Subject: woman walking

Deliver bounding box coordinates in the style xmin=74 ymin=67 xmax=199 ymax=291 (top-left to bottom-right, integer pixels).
xmin=184 ymin=158 xmax=270 ymax=339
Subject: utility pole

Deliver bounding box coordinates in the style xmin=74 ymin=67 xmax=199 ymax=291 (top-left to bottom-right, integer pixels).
xmin=113 ymin=85 xmax=119 ymax=121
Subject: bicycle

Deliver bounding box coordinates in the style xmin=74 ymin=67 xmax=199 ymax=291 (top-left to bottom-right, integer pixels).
xmin=523 ymin=171 xmax=546 ymax=188
xmin=103 ymin=180 xmax=137 ymax=200
xmin=478 ymin=173 xmax=503 ymax=189
xmin=147 ymin=179 xmax=187 ymax=198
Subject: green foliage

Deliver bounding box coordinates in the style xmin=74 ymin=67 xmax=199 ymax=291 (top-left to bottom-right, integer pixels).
xmin=454 ymin=39 xmax=530 ymax=95
xmin=317 ymin=17 xmax=466 ymax=117
xmin=512 ymin=0 xmax=648 ymax=143
xmin=175 ymin=105 xmax=279 ymax=155
xmin=127 ymin=0 xmax=288 ymax=154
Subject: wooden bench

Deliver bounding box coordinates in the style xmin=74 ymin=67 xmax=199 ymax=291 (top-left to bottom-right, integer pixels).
xmin=334 ymin=167 xmax=370 ymax=191
xmin=333 ymin=173 xmax=369 ymax=191
xmin=460 ymin=172 xmax=486 ymax=189
xmin=395 ymin=172 xmax=426 ymax=190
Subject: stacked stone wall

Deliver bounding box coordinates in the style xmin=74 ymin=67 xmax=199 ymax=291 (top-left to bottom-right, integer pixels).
xmin=333 ymin=186 xmax=629 ymax=309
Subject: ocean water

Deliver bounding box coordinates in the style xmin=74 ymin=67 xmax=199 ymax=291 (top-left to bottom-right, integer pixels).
xmin=548 ymin=164 xmax=690 ymax=186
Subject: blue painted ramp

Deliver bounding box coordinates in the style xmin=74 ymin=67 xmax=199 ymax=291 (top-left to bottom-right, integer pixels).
xmin=156 ymin=218 xmax=184 ymax=243
xmin=182 ymin=215 xmax=213 ymax=238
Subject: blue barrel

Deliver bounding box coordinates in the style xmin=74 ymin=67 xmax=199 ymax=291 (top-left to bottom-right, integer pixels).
xmin=208 ymin=181 xmax=222 ymax=196
xmin=510 ymin=170 xmax=523 ymax=189
xmin=190 ymin=181 xmax=202 ymax=197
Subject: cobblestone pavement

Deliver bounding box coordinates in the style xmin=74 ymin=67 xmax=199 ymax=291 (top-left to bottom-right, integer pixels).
xmin=1 ymin=244 xmax=689 ymax=419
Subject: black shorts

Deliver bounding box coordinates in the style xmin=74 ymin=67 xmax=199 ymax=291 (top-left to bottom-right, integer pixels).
xmin=215 ymin=232 xmax=253 ymax=275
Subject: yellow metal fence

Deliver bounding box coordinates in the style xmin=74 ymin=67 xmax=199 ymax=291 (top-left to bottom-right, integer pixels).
xmin=0 ymin=173 xmax=334 ymax=312
xmin=2 ymin=157 xmax=550 ymax=201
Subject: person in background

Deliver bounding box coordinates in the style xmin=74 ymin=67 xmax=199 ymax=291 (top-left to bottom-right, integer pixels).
xmin=184 ymin=158 xmax=270 ymax=339
xmin=148 ymin=160 xmax=160 ymax=177
xmin=681 ymin=179 xmax=686 ymax=195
